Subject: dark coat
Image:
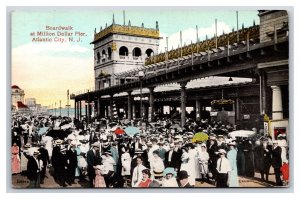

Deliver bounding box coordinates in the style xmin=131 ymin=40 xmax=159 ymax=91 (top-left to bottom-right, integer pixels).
xmin=86 ymin=149 xmax=102 ymax=174
xmin=27 ymin=156 xmax=40 ymax=181
xmin=164 ymin=150 xmax=181 ymax=170
xmin=67 ymin=149 xmax=78 ymax=169
xmin=254 ymin=145 xmax=265 ymax=171
xmin=38 ymin=147 xmax=50 ymax=167
xmin=272 ymin=146 xmax=282 ymax=168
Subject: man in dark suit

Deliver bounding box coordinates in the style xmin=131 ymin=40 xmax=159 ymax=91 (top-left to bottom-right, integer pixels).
xmin=207 ymin=136 xmax=219 ymax=180
xmin=272 ymin=141 xmax=283 ymax=186
xmin=87 ymin=142 xmax=102 ymax=188
xmin=38 ymin=142 xmax=49 ymax=184
xmin=27 ymin=150 xmax=42 ymax=188
xmin=164 ymin=143 xmax=180 ymax=171
xmin=66 ymin=142 xmax=78 ymax=185
xmin=177 ymin=170 xmax=192 ymax=187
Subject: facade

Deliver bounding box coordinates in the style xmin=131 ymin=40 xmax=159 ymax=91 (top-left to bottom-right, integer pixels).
xmin=91 ymin=20 xmax=160 ymax=90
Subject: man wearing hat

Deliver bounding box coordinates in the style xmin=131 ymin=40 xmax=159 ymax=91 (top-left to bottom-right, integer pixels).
xmin=165 ymin=143 xmax=181 ymax=172
xmin=66 ymin=141 xmax=78 ymax=185
xmin=216 ymin=149 xmax=231 ymax=187
xmin=87 ymin=142 xmax=102 ymax=188
xmin=38 ymin=142 xmax=50 ymax=184
xmin=207 ymin=135 xmax=219 ymax=181
xmin=27 ymin=150 xmax=43 ymax=188
xmin=51 ymin=139 xmax=63 ymax=183
xmin=56 ymin=147 xmax=68 ymax=187
xmin=272 ymin=140 xmax=283 ymax=186
xmin=177 ymin=170 xmax=192 ymax=187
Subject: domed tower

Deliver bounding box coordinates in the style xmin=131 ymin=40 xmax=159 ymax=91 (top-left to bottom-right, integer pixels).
xmin=91 ymin=16 xmax=160 ymax=90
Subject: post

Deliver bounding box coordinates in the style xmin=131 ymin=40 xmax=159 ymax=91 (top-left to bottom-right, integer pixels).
xmin=67 ymin=90 xmax=70 ymax=118
xmin=87 ymin=90 xmax=90 ymax=124
xmin=127 ymin=91 xmax=132 ymax=120
xmin=110 ymin=94 xmax=114 ymax=120
xmin=271 ymin=86 xmax=283 ymax=120
xmin=97 ymin=97 xmax=101 ymax=118
xmin=59 ymin=100 xmax=62 ymax=117
xmin=180 ymin=81 xmax=188 ymax=127
xmin=79 ymin=101 xmax=82 ymax=120
xmin=236 ymin=11 xmax=239 ymax=43
xmin=74 ymin=100 xmax=77 ymax=119
xmin=149 ymin=87 xmax=155 ymax=122
xmin=140 ymin=77 xmax=143 ymax=122
xmin=215 ymin=18 xmax=218 ymax=49
xmin=196 ymin=100 xmax=201 ymax=121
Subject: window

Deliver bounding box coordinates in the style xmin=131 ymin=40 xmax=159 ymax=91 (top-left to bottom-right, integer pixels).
xmin=96 ymin=52 xmax=100 ymax=63
xmin=108 ymin=47 xmax=112 ymax=59
xmin=132 ymin=47 xmax=142 ymax=59
xmin=145 ymin=48 xmax=154 ymax=57
xmin=119 ymin=46 xmax=129 ymax=59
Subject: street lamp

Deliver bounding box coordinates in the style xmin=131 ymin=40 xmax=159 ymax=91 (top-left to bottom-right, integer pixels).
xmin=138 ymin=71 xmax=145 ymax=124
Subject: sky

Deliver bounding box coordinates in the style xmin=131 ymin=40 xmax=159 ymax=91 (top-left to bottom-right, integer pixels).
xmin=11 ymin=8 xmax=259 ymax=108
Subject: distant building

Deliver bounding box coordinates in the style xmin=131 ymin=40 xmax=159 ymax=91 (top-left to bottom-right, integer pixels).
xmin=25 ymin=98 xmax=37 ymax=112
xmin=11 ymin=85 xmax=29 ymax=112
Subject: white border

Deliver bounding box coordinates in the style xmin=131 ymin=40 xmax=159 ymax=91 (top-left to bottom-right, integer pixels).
xmin=2 ymin=0 xmax=299 ymax=199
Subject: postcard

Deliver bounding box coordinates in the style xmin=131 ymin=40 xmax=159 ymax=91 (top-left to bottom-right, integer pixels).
xmin=10 ymin=8 xmax=289 ymax=189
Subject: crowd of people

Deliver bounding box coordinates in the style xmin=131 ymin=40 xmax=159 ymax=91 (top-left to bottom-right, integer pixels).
xmin=11 ymin=113 xmax=289 ymax=188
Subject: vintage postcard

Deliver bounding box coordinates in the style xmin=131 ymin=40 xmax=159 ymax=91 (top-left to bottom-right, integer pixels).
xmin=10 ymin=8 xmax=289 ymax=189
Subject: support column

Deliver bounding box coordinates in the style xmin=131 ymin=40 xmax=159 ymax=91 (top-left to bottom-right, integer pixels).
xmin=79 ymin=101 xmax=82 ymax=120
xmin=196 ymin=100 xmax=201 ymax=121
xmin=97 ymin=97 xmax=101 ymax=118
xmin=235 ymin=98 xmax=240 ymax=121
xmin=180 ymin=81 xmax=188 ymax=127
xmin=271 ymin=86 xmax=283 ymax=120
xmin=127 ymin=91 xmax=132 ymax=120
xmin=110 ymin=94 xmax=114 ymax=119
xmin=132 ymin=103 xmax=136 ymax=119
xmin=148 ymin=87 xmax=155 ymax=122
xmin=74 ymin=100 xmax=77 ymax=119
xmin=87 ymin=90 xmax=90 ymax=124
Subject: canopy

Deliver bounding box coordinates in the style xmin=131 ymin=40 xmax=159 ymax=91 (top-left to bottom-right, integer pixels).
xmin=46 ymin=129 xmax=72 ymax=139
xmin=228 ymin=130 xmax=256 ymax=139
xmin=114 ymin=128 xmax=125 ymax=135
xmin=124 ymin=127 xmax=140 ymax=137
xmin=191 ymin=132 xmax=209 ymax=143
xmin=38 ymin=127 xmax=50 ymax=135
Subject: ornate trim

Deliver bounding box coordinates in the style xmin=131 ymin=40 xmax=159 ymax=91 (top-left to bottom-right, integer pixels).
xmin=92 ymin=24 xmax=160 ymax=44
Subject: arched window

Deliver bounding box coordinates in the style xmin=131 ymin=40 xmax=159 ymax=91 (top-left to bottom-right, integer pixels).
xmin=96 ymin=52 xmax=100 ymax=63
xmin=145 ymin=48 xmax=154 ymax=57
xmin=108 ymin=47 xmax=112 ymax=59
xmin=132 ymin=47 xmax=142 ymax=57
xmin=119 ymin=46 xmax=129 ymax=59
xmin=102 ymin=50 xmax=106 ymax=57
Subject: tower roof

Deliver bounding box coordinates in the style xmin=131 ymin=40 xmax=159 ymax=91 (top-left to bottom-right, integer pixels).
xmin=91 ymin=24 xmax=160 ymax=44
xmin=11 ymin=85 xmax=20 ymax=89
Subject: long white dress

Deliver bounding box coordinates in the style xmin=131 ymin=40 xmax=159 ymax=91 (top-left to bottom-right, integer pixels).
xmin=180 ymin=150 xmax=196 ymax=186
xmin=121 ymin=152 xmax=132 ymax=176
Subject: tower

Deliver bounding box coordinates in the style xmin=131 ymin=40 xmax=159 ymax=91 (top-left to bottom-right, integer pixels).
xmin=91 ymin=18 xmax=160 ymax=90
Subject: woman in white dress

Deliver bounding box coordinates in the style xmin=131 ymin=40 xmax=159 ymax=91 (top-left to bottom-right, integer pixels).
xmin=121 ymin=147 xmax=132 ymax=185
xmin=198 ymin=143 xmax=210 ymax=183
